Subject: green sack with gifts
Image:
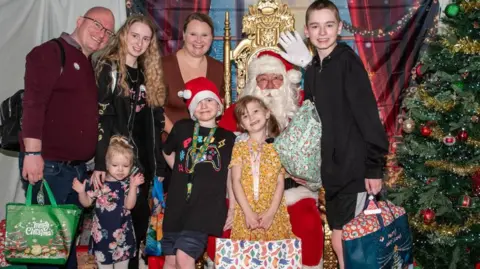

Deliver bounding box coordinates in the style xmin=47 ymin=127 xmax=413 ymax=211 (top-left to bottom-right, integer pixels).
xmin=273 ymin=99 xmax=322 ymax=191
xmin=4 ymin=180 xmax=82 ymax=265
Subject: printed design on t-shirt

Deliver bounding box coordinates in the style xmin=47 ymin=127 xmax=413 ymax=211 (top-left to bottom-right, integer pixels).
xmin=129 ymin=84 xmax=146 ymax=112
xmin=180 ymin=136 xmax=221 ymax=173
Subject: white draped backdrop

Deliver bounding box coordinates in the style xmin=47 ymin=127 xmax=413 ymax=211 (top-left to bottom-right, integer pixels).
xmin=0 ymin=0 xmax=126 ymax=219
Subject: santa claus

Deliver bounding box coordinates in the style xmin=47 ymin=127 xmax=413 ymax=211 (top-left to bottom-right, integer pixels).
xmin=207 ymin=50 xmax=324 ymax=268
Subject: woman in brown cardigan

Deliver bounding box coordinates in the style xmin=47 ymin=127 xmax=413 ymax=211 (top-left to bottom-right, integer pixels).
xmin=162 ymin=12 xmax=224 ymax=133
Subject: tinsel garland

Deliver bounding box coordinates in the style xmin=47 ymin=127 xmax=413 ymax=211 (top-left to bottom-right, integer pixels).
xmin=410 ymin=214 xmax=480 ymax=236
xmin=424 ymin=160 xmax=480 ymax=176
xmin=418 ymin=88 xmax=455 ymax=112
xmin=442 ymin=37 xmax=480 ymax=55
xmin=460 ymin=1 xmax=480 ymax=13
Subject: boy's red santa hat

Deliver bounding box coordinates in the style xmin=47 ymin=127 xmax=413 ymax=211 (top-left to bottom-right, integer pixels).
xmin=178 ymin=77 xmax=223 ymax=120
xmin=248 ymin=50 xmax=302 ymax=84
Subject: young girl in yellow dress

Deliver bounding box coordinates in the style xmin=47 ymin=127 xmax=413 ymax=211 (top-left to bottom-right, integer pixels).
xmin=229 ymin=95 xmax=294 ymax=241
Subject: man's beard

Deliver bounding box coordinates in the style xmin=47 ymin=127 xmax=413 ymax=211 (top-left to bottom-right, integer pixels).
xmin=254 ymin=86 xmax=293 ymax=130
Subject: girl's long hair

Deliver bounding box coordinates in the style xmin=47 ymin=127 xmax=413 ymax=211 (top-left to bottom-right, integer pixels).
xmin=234 ymin=95 xmax=281 ymax=138
xmin=95 ymin=15 xmax=166 ymax=107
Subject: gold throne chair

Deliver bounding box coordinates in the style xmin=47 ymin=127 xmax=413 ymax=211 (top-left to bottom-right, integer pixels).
xmin=221 ymin=0 xmax=337 ymax=268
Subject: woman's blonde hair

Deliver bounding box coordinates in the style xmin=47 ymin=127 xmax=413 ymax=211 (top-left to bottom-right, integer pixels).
xmin=106 ymin=136 xmax=134 ymax=166
xmin=234 ymin=95 xmax=281 ymax=138
xmin=95 ymin=15 xmax=166 ymax=107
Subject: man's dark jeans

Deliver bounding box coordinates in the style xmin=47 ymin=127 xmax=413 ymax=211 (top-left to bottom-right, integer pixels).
xmin=18 ymin=153 xmax=87 ymax=269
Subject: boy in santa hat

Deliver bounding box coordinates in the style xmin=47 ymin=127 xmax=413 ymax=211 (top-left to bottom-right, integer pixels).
xmin=161 ymin=77 xmax=236 ymax=269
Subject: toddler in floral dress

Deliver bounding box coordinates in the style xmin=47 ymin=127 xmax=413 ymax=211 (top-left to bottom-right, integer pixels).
xmin=73 ymin=136 xmax=144 ymax=269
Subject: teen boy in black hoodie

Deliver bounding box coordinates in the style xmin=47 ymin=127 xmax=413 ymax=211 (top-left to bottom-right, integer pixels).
xmin=278 ymin=1 xmax=389 ymax=268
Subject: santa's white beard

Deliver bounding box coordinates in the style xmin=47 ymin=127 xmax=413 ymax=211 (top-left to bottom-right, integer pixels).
xmin=251 ymin=85 xmax=297 ymax=130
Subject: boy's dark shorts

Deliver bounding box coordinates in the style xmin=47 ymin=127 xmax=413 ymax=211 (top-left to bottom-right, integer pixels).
xmin=161 ymin=230 xmax=208 ymax=260
xmin=325 ymin=192 xmax=367 ymax=230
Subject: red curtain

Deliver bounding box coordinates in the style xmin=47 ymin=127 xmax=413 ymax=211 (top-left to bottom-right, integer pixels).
xmin=347 ymin=0 xmax=438 ymax=138
xmin=147 ymin=0 xmax=212 ymax=55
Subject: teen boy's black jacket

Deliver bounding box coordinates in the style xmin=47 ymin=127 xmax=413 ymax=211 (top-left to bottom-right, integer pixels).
xmin=304 ymin=43 xmax=389 ymax=199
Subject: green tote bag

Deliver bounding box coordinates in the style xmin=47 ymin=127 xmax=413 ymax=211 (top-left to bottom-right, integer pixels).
xmin=4 ymin=180 xmax=82 ymax=265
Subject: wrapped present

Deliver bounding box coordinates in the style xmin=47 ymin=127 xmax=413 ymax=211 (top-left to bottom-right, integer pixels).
xmin=273 ymin=100 xmax=322 ymax=191
xmin=215 ymin=238 xmax=302 ymax=269
xmin=76 ymin=246 xmax=96 ymax=269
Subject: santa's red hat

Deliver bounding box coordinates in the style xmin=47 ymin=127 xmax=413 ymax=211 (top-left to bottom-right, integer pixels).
xmin=248 ymin=50 xmax=302 ymax=84
xmin=178 ymin=77 xmax=223 ymax=120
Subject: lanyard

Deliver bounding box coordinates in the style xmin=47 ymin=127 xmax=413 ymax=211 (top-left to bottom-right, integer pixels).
xmin=248 ymin=141 xmax=263 ymax=201
xmin=186 ymin=122 xmax=216 ymax=201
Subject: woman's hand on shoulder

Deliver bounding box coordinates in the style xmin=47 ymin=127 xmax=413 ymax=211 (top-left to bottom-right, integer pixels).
xmin=91 ymin=171 xmax=106 ymax=190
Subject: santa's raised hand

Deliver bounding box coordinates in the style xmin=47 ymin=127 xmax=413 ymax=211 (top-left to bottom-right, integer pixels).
xmin=278 ymin=31 xmax=312 ymax=68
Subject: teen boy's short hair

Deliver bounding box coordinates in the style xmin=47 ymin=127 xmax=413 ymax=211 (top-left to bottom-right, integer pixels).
xmin=305 ymin=0 xmax=341 ymax=24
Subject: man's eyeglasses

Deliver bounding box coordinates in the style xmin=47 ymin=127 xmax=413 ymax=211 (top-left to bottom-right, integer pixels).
xmin=82 ymin=16 xmax=115 ymax=38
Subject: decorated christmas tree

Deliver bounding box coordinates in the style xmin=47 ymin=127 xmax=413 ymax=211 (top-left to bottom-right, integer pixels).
xmin=389 ymin=1 xmax=480 ymax=268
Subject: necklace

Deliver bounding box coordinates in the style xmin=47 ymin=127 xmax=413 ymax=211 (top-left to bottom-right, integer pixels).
xmin=127 ymin=67 xmax=139 ymax=84
xmin=186 ymin=122 xmax=217 ymax=201
xmin=248 ymin=140 xmax=264 ymax=201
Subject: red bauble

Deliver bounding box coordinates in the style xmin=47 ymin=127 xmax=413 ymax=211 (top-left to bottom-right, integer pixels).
xmin=415 ymin=64 xmax=424 ymax=77
xmin=443 ymin=134 xmax=456 ymax=146
xmin=457 ymin=128 xmax=469 ymax=142
xmin=426 ymin=177 xmax=437 ymax=184
xmin=420 ymin=125 xmax=432 ymax=137
xmin=422 ymin=208 xmax=435 ymax=224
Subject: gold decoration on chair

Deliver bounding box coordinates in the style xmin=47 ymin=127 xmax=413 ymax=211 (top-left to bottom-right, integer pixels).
xmin=223 ymin=0 xmax=295 ymax=107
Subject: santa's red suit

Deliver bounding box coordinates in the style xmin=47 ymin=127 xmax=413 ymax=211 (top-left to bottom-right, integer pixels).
xmin=206 ymin=51 xmax=324 ymax=268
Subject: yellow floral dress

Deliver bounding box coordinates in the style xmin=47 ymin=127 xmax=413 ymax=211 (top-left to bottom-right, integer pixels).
xmin=229 ymin=141 xmax=294 ymax=241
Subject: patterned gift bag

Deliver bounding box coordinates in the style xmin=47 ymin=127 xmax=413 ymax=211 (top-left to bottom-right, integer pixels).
xmin=214 ymin=238 xmax=302 ymax=269
xmin=4 ymin=181 xmax=82 ymax=265
xmin=144 ymin=177 xmax=165 ymax=256
xmin=342 ymin=197 xmax=413 ymax=269
xmin=273 ymin=100 xmax=322 ymax=191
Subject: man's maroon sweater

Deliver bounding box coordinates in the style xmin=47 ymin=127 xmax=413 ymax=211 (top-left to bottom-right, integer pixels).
xmin=21 ymin=35 xmax=98 ymax=161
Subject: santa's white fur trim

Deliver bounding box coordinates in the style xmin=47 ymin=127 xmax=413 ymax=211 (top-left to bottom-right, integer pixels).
xmin=178 ymin=89 xmax=192 ymax=99
xmin=188 ymin=90 xmax=223 ymax=120
xmin=249 ymin=55 xmax=286 ymax=78
xmin=284 ymin=186 xmax=318 ymax=206
xmin=287 ymin=69 xmax=302 ymax=84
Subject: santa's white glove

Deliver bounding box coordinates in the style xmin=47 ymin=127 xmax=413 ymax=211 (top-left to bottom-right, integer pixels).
xmin=278 ymin=31 xmax=313 ymax=68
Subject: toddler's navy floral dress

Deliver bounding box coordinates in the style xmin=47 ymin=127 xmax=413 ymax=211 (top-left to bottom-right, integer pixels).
xmin=87 ymin=180 xmax=136 ymax=264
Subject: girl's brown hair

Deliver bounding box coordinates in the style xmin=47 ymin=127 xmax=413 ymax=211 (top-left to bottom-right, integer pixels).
xmin=183 ymin=12 xmax=214 ymax=36
xmin=234 ymin=96 xmax=281 ymax=138
xmin=106 ymin=135 xmax=134 ymax=166
xmin=95 ymin=15 xmax=166 ymax=107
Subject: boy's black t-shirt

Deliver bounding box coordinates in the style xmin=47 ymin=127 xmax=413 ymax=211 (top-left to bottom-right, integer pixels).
xmin=163 ymin=119 xmax=236 ymax=236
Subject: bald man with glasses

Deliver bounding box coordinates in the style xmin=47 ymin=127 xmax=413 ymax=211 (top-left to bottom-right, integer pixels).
xmin=19 ymin=6 xmax=115 ymax=269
